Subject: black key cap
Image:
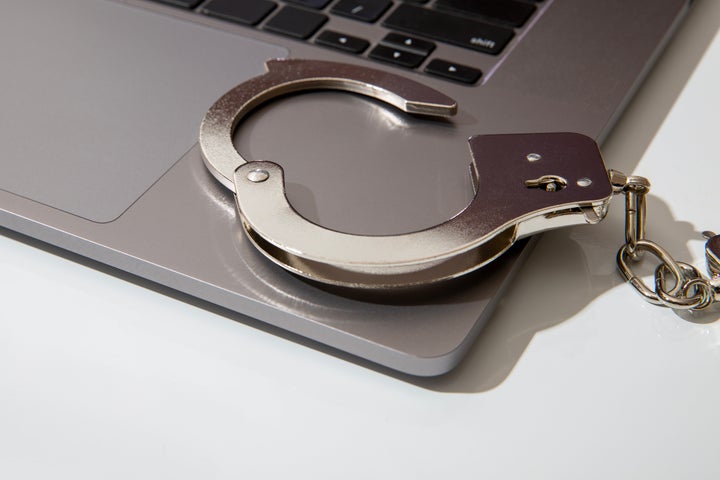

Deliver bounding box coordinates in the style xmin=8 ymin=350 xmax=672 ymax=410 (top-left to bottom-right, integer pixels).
xmin=383 ymin=5 xmax=514 ymax=55
xmin=425 ymin=59 xmax=482 ymax=84
xmin=315 ymin=30 xmax=370 ymax=53
xmin=264 ymin=6 xmax=328 ymax=39
xmin=149 ymin=0 xmax=202 ymax=8
xmin=369 ymin=44 xmax=425 ymax=68
xmin=285 ymin=0 xmax=332 ymax=9
xmin=202 ymin=0 xmax=276 ymax=25
xmin=381 ymin=33 xmax=435 ymax=56
xmin=331 ymin=0 xmax=393 ymax=23
xmin=436 ymin=0 xmax=536 ymax=27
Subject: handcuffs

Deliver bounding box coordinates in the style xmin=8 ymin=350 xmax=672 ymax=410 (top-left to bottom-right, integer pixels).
xmin=200 ymin=59 xmax=719 ymax=311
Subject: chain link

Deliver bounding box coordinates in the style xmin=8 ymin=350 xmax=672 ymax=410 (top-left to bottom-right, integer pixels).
xmin=610 ymin=170 xmax=719 ymax=311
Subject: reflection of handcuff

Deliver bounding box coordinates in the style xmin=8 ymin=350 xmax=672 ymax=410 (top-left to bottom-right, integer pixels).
xmin=200 ymin=59 xmax=719 ymax=311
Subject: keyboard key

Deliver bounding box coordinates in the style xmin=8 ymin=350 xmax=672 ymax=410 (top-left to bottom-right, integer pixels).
xmin=285 ymin=0 xmax=332 ymax=9
xmin=149 ymin=0 xmax=202 ymax=8
xmin=331 ymin=0 xmax=393 ymax=23
xmin=264 ymin=6 xmax=328 ymax=39
xmin=381 ymin=33 xmax=435 ymax=56
xmin=369 ymin=44 xmax=426 ymax=68
xmin=315 ymin=30 xmax=370 ymax=53
xmin=202 ymin=0 xmax=276 ymax=25
xmin=383 ymin=5 xmax=514 ymax=55
xmin=425 ymin=59 xmax=482 ymax=84
xmin=436 ymin=0 xmax=536 ymax=27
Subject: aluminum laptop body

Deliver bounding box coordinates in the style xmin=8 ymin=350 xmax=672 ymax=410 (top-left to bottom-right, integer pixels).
xmin=0 ymin=0 xmax=692 ymax=375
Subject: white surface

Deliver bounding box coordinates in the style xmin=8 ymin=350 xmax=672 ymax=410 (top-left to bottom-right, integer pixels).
xmin=2 ymin=3 xmax=720 ymax=479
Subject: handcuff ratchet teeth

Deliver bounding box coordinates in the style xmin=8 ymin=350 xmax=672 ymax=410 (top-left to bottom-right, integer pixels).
xmin=199 ymin=59 xmax=614 ymax=289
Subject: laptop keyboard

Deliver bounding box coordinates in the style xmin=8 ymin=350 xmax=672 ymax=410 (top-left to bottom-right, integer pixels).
xmin=146 ymin=0 xmax=543 ymax=85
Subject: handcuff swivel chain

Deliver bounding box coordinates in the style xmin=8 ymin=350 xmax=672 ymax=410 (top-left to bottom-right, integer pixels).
xmin=612 ymin=169 xmax=719 ymax=311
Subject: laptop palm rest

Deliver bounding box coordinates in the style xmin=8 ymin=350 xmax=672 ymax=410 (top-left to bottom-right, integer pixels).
xmin=0 ymin=0 xmax=286 ymax=222
xmin=0 ymin=0 xmax=507 ymax=377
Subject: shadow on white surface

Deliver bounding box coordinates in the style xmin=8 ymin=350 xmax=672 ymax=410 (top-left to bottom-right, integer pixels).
xmin=412 ymin=195 xmax=720 ymax=392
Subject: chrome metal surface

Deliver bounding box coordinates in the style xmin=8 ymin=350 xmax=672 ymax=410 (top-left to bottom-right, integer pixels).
xmin=614 ymin=172 xmax=718 ymax=311
xmin=622 ymin=175 xmax=651 ymax=259
xmin=199 ymin=58 xmax=458 ymax=191
xmin=617 ymin=239 xmax=683 ymax=305
xmin=703 ymin=231 xmax=720 ymax=277
xmin=655 ymin=262 xmax=716 ymax=310
xmin=246 ymin=169 xmax=270 ymax=183
xmin=199 ymin=59 xmax=614 ymax=288
xmin=231 ymin=133 xmax=614 ymax=288
xmin=525 ymin=175 xmax=568 ymax=192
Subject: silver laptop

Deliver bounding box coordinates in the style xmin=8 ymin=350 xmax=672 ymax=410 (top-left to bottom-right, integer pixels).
xmin=0 ymin=0 xmax=692 ymax=375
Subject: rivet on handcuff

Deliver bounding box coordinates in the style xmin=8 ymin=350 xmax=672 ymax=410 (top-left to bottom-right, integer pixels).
xmin=199 ymin=59 xmax=719 ymax=310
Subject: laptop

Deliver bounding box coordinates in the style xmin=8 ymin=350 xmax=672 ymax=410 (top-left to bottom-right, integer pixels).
xmin=0 ymin=0 xmax=692 ymax=376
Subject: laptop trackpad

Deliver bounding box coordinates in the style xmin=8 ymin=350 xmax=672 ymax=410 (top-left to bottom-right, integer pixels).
xmin=0 ymin=0 xmax=286 ymax=223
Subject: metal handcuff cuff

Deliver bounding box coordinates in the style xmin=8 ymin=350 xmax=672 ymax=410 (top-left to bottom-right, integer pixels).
xmin=199 ymin=59 xmax=719 ymax=311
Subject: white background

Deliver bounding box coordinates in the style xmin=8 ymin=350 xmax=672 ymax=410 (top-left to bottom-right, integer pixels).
xmin=2 ymin=2 xmax=719 ymax=478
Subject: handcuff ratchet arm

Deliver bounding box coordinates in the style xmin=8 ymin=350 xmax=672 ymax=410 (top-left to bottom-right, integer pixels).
xmin=199 ymin=59 xmax=457 ymax=192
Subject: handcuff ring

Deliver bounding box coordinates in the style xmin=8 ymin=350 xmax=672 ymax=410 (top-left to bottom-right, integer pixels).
xmin=199 ymin=59 xmax=613 ymax=289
